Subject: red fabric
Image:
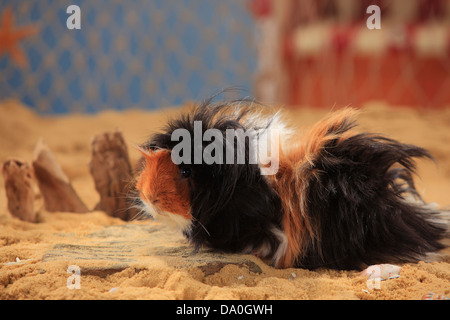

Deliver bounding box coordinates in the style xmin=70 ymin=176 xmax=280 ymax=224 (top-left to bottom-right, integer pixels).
xmin=287 ymin=53 xmax=450 ymax=108
xmin=248 ymin=0 xmax=272 ymax=19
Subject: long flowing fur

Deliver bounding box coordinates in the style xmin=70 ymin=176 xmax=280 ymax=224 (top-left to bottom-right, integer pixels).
xmin=145 ymin=100 xmax=285 ymax=260
xmin=270 ymin=108 xmax=447 ymax=269
xmin=135 ymin=100 xmax=448 ymax=270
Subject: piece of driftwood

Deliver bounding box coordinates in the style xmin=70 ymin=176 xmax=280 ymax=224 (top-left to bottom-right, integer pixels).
xmin=2 ymin=159 xmax=36 ymax=222
xmin=32 ymin=139 xmax=89 ymax=213
xmin=89 ymin=129 xmax=137 ymax=220
xmin=42 ymin=224 xmax=264 ymax=277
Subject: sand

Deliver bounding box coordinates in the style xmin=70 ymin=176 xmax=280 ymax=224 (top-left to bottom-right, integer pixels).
xmin=0 ymin=98 xmax=449 ymax=300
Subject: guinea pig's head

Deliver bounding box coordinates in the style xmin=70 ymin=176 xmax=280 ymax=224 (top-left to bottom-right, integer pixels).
xmin=135 ymin=147 xmax=193 ymax=231
xmin=134 ymin=101 xmax=284 ymax=255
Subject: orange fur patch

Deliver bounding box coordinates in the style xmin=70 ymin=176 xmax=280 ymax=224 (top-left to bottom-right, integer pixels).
xmin=268 ymin=108 xmax=359 ymax=268
xmin=136 ymin=149 xmax=191 ymax=220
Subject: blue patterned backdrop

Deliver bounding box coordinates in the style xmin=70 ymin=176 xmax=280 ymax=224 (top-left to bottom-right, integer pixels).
xmin=0 ymin=0 xmax=257 ymax=114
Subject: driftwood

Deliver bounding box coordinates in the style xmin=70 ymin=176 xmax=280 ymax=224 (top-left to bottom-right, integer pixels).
xmin=89 ymin=129 xmax=137 ymax=221
xmin=42 ymin=223 xmax=263 ymax=276
xmin=2 ymin=159 xmax=36 ymax=222
xmin=32 ymin=139 xmax=89 ymax=213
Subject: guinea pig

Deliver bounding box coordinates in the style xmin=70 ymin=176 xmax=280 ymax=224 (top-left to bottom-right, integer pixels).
xmin=132 ymin=98 xmax=448 ymax=270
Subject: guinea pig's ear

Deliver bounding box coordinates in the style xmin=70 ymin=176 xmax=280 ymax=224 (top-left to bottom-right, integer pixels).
xmin=133 ymin=144 xmax=153 ymax=158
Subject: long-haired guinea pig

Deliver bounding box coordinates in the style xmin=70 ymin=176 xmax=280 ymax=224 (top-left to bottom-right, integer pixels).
xmin=131 ymin=98 xmax=448 ymax=270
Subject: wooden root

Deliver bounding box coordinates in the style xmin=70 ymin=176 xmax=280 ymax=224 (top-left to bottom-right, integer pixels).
xmin=2 ymin=159 xmax=36 ymax=222
xmin=89 ymin=129 xmax=138 ymax=221
xmin=32 ymin=139 xmax=89 ymax=213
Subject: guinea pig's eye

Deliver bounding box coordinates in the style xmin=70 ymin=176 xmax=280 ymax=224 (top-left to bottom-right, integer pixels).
xmin=181 ymin=167 xmax=192 ymax=178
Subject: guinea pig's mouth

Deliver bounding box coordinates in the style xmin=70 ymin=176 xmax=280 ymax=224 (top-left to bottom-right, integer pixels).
xmin=139 ymin=194 xmax=165 ymax=216
xmin=142 ymin=199 xmax=167 ymax=217
xmin=140 ymin=198 xmax=192 ymax=232
xmin=152 ymin=205 xmax=168 ymax=217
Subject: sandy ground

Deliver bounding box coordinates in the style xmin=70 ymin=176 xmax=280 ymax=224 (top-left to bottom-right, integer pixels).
xmin=0 ymin=99 xmax=449 ymax=300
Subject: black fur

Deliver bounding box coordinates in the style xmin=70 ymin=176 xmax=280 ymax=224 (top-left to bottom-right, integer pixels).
xmin=145 ymin=100 xmax=283 ymax=257
xmin=297 ymin=120 xmax=447 ymax=270
xmin=138 ymin=99 xmax=447 ymax=270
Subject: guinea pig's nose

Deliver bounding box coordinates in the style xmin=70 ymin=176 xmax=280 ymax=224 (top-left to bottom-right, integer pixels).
xmin=149 ymin=196 xmax=159 ymax=204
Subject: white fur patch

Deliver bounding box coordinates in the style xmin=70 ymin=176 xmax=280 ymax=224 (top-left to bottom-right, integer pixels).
xmin=271 ymin=227 xmax=289 ymax=266
xmin=141 ymin=200 xmax=192 ymax=232
xmin=245 ymin=111 xmax=294 ymax=176
xmin=241 ymin=226 xmax=289 ymax=267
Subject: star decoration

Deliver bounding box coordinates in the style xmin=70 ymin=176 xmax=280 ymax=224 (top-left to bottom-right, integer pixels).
xmin=0 ymin=6 xmax=39 ymax=68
